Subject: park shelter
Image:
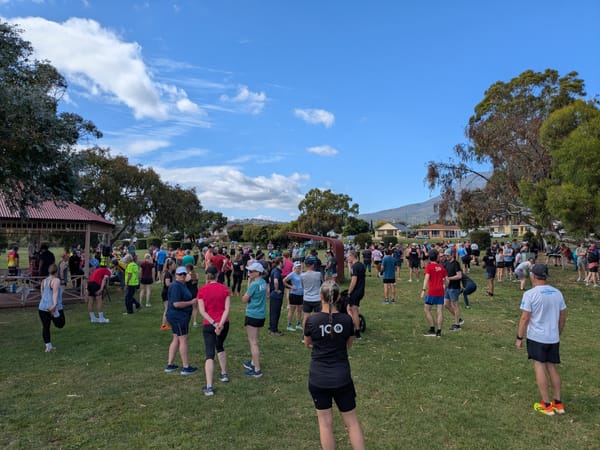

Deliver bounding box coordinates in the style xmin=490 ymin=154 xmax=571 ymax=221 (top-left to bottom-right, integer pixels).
xmin=0 ymin=198 xmax=114 ymax=307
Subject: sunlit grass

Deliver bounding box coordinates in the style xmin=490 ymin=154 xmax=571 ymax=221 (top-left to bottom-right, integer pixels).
xmin=1 ymin=262 xmax=599 ymax=449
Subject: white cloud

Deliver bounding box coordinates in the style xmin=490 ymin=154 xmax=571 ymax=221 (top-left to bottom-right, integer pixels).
xmin=307 ymin=145 xmax=338 ymax=157
xmin=157 ymin=165 xmax=308 ymax=210
xmin=125 ymin=139 xmax=170 ymax=155
xmin=219 ymin=85 xmax=267 ymax=114
xmin=7 ymin=16 xmax=202 ymax=120
xmin=294 ymin=108 xmax=335 ymax=128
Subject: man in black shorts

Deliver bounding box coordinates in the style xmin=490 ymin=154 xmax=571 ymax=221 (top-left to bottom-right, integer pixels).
xmin=516 ymin=264 xmax=567 ymax=416
xmin=346 ymin=251 xmax=365 ymax=340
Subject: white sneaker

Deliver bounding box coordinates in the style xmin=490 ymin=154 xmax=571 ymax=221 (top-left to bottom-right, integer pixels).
xmin=90 ymin=317 xmax=99 ymax=323
xmin=97 ymin=317 xmax=110 ymax=323
xmin=577 ymin=277 xmax=581 ymax=282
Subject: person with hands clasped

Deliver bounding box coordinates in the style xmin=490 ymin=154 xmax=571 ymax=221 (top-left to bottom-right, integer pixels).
xmin=304 ymin=281 xmax=365 ymax=450
xmin=516 ymin=264 xmax=567 ymax=416
xmin=197 ymin=266 xmax=231 ymax=396
xmin=164 ymin=266 xmax=198 ymax=376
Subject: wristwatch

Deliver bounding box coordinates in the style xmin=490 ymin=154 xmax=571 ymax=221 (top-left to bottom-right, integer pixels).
xmin=516 ymin=335 xmax=523 ymax=341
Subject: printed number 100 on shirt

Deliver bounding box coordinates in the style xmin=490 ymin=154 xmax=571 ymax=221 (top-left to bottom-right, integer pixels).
xmin=319 ymin=323 xmax=345 ymax=336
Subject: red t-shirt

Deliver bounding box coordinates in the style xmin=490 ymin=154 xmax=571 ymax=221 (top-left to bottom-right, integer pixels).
xmin=89 ymin=267 xmax=111 ymax=285
xmin=210 ymin=254 xmax=226 ymax=273
xmin=424 ymin=262 xmax=447 ymax=297
xmin=197 ymin=281 xmax=230 ymax=325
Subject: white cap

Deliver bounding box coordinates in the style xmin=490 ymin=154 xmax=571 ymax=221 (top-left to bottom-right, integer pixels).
xmin=246 ymin=261 xmax=264 ymax=273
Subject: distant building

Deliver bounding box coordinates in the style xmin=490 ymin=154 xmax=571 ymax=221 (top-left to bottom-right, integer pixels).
xmin=375 ymin=222 xmax=413 ymax=240
xmin=413 ymin=224 xmax=463 ymax=240
xmin=489 ymin=220 xmax=535 ymax=237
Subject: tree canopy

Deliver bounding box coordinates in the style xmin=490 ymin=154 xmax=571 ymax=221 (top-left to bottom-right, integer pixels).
xmin=426 ymin=69 xmax=588 ymax=231
xmin=0 ymin=21 xmax=101 ymax=216
xmin=296 ymin=188 xmax=359 ymax=236
xmin=537 ymin=101 xmax=600 ymax=236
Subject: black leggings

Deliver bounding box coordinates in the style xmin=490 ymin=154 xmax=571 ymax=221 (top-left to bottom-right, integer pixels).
xmin=202 ymin=322 xmax=229 ymax=360
xmin=39 ymin=309 xmax=66 ymax=344
xmin=232 ymin=273 xmax=243 ymax=293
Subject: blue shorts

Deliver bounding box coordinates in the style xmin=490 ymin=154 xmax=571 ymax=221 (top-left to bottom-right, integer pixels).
xmin=445 ymin=288 xmax=460 ymax=302
xmin=168 ymin=318 xmax=190 ymax=336
xmin=485 ymin=269 xmax=496 ymax=279
xmin=425 ymin=295 xmax=444 ymax=305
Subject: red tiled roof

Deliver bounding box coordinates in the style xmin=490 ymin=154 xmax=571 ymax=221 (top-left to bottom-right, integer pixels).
xmin=0 ymin=198 xmax=114 ymax=226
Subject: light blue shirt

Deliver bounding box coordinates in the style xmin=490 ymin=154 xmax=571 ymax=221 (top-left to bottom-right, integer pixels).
xmin=245 ymin=278 xmax=267 ymax=319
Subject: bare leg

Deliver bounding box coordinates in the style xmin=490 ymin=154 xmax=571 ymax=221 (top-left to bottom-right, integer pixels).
xmin=96 ymin=294 xmax=103 ymax=314
xmin=436 ymin=305 xmax=443 ymax=330
xmin=316 ymin=409 xmax=335 ymax=450
xmin=167 ymin=335 xmax=179 ymax=365
xmin=533 ymin=360 xmax=551 ymax=404
xmin=246 ymin=326 xmax=261 ymax=371
xmin=424 ymin=304 xmax=434 ymax=328
xmin=348 ymin=305 xmax=360 ymax=331
xmin=546 ymin=362 xmax=561 ymax=401
xmin=217 ymin=350 xmax=227 ymax=377
xmin=178 ymin=335 xmax=190 ymax=367
xmin=341 ymin=409 xmax=365 ymax=450
xmin=205 ymin=358 xmax=214 ymax=387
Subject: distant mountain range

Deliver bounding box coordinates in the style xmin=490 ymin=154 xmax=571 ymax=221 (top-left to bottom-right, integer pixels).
xmin=359 ymin=172 xmax=490 ymax=225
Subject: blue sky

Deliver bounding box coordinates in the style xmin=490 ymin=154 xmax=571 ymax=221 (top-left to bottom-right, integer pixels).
xmin=2 ymin=1 xmax=599 ymax=222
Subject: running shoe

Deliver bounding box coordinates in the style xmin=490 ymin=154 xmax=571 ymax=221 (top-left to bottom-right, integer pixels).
xmin=181 ymin=366 xmax=198 ymax=376
xmin=533 ymin=402 xmax=555 ymax=416
xmin=164 ymin=364 xmax=179 ymax=373
xmin=244 ymin=368 xmax=263 ymax=378
xmin=551 ymin=400 xmax=565 ymax=414
xmin=203 ymin=386 xmax=215 ymax=396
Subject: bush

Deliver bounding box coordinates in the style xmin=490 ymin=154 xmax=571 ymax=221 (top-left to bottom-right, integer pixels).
xmin=469 ymin=230 xmax=490 ymax=250
xmin=382 ymin=236 xmax=398 ymax=247
xmin=354 ymin=232 xmax=372 ymax=248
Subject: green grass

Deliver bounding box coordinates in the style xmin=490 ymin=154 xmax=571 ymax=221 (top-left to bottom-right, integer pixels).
xmin=1 ymin=263 xmax=599 ymax=449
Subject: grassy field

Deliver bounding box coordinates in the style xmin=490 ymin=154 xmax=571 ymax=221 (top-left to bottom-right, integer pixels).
xmin=1 ymin=258 xmax=599 ymax=449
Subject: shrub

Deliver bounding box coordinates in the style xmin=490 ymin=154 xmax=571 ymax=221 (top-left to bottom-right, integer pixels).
xmin=469 ymin=230 xmax=490 ymax=250
xmin=354 ymin=232 xmax=372 ymax=248
xmin=382 ymin=236 xmax=398 ymax=247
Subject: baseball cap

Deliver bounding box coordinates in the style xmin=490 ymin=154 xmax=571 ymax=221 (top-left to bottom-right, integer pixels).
xmin=246 ymin=261 xmax=264 ymax=273
xmin=293 ymin=261 xmax=302 ymax=267
xmin=175 ymin=266 xmax=187 ymax=275
xmin=205 ymin=266 xmax=218 ymax=276
xmin=531 ymin=264 xmax=548 ymax=279
xmin=444 ymin=248 xmax=453 ymax=256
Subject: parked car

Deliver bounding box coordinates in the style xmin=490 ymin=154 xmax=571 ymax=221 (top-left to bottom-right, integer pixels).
xmin=491 ymin=232 xmax=508 ymax=238
xmin=415 ymin=234 xmax=428 ymax=239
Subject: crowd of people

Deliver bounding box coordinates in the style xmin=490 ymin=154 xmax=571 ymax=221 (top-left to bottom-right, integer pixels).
xmin=28 ymin=234 xmax=581 ymax=448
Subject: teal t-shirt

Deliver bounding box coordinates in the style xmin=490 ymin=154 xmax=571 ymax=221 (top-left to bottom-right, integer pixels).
xmin=245 ymin=278 xmax=267 ymax=319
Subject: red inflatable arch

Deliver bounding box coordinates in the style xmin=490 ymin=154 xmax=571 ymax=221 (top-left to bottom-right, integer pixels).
xmin=286 ymin=232 xmax=346 ymax=281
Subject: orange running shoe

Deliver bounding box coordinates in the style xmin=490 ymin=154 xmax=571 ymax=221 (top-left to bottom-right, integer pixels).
xmin=551 ymin=400 xmax=565 ymax=414
xmin=534 ymin=402 xmax=555 ymax=416
xmin=160 ymin=324 xmax=170 ymax=331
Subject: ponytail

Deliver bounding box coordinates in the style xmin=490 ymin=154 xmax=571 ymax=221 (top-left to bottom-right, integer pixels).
xmin=320 ymin=280 xmax=340 ymax=337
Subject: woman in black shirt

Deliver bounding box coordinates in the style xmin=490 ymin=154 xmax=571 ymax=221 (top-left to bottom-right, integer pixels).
xmin=304 ymin=281 xmax=365 ymax=450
